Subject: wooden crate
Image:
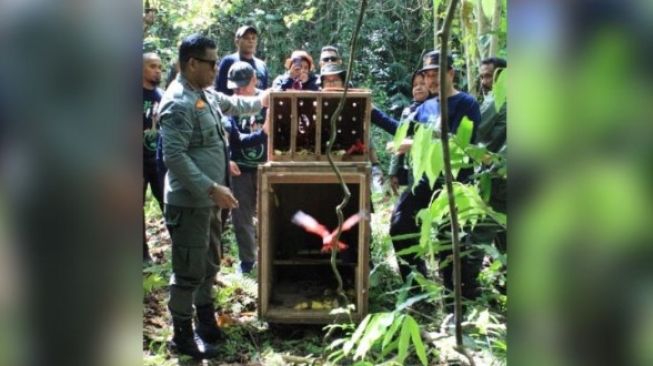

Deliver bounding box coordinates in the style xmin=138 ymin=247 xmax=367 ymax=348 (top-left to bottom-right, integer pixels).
xmin=268 ymin=90 xmax=372 ymax=162
xmin=257 ymin=162 xmax=371 ymax=324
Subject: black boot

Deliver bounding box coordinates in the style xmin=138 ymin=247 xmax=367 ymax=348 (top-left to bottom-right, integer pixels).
xmin=170 ymin=318 xmax=219 ymax=359
xmin=195 ymin=304 xmax=225 ymax=344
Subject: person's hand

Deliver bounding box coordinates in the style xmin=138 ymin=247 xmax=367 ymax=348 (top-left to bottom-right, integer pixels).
xmin=299 ymin=70 xmax=309 ymax=83
xmin=289 ymin=65 xmax=302 ymax=80
xmin=229 ymin=161 xmax=241 ymax=176
xmin=386 ymin=138 xmax=413 ymax=154
xmin=396 ymin=138 xmax=413 ymax=154
xmin=209 ymin=183 xmax=239 ymax=209
xmin=259 ymin=88 xmax=270 ymax=108
xmin=390 ymin=176 xmax=400 ymax=196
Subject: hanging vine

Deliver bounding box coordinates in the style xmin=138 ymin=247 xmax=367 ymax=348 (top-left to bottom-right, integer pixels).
xmin=324 ymin=0 xmax=368 ymax=311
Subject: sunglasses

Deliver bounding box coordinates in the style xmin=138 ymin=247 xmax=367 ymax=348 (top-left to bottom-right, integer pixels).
xmin=321 ymin=56 xmax=339 ymax=62
xmin=193 ymin=57 xmax=218 ymax=68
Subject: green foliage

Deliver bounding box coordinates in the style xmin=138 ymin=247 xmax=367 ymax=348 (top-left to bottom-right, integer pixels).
xmin=335 ymin=312 xmax=428 ymax=365
xmin=455 ymin=116 xmax=474 ymax=149
xmin=142 ymin=1 xmax=508 ymax=364
xmin=494 ymin=68 xmax=507 ymax=110
xmin=143 ymin=272 xmax=167 ymax=294
xmin=392 ymin=121 xmax=410 ymax=151
xmin=143 ymin=262 xmax=170 ymax=294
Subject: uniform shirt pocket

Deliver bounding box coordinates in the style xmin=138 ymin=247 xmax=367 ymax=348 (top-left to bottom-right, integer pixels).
xmin=197 ymin=110 xmax=220 ymax=146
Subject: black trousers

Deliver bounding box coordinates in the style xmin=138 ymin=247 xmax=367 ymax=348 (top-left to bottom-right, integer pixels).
xmin=143 ymin=158 xmax=165 ymax=259
xmin=389 ymin=177 xmax=483 ymax=309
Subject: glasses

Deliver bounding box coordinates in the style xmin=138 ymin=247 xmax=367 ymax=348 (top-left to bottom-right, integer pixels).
xmin=321 ymin=56 xmax=339 ymax=63
xmin=193 ymin=57 xmax=218 ymax=68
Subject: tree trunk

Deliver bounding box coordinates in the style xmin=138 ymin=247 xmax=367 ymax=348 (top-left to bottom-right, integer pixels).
xmin=489 ymin=0 xmax=502 ymax=56
xmin=438 ymin=0 xmax=465 ymax=349
xmin=460 ymin=4 xmax=477 ymax=96
xmin=433 ymin=0 xmax=440 ymax=50
xmin=475 ymin=0 xmax=489 ymax=59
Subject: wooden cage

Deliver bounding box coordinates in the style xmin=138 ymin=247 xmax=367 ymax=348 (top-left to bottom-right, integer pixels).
xmin=257 ymin=162 xmax=371 ymax=324
xmin=268 ymin=90 xmax=372 ymax=162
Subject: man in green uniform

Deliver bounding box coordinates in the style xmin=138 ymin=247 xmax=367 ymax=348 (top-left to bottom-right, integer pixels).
xmin=474 ymin=57 xmax=507 ymax=255
xmin=158 ymin=34 xmax=270 ymax=359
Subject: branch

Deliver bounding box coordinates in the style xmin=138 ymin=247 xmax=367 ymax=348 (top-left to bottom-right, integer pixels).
xmin=325 ymin=0 xmax=368 ymax=315
xmin=437 ymin=0 xmax=468 ymax=353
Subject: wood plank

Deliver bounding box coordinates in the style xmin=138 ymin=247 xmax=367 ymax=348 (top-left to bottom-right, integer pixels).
xmin=258 ymin=163 xmax=371 ymax=324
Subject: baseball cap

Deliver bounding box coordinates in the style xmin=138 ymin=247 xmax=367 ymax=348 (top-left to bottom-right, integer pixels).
xmin=419 ymin=50 xmax=454 ymax=72
xmin=235 ymin=25 xmax=257 ymax=38
xmin=227 ymin=61 xmax=255 ymax=89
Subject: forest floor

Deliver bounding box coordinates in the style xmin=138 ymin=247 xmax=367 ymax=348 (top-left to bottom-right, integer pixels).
xmin=142 ymin=184 xmax=506 ymax=366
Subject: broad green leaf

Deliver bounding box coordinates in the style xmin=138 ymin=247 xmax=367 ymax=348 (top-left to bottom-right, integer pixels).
xmin=327 ymin=349 xmax=345 ymax=363
xmin=417 ymin=208 xmax=432 ymax=249
xmin=411 ymin=125 xmax=431 ymax=188
xmin=352 ymin=362 xmax=374 ymax=366
xmin=395 ymin=244 xmax=424 ymax=257
xmin=481 ymin=0 xmax=495 ymax=18
xmin=382 ymin=314 xmax=404 ymax=351
xmin=381 ymin=339 xmax=399 ymax=357
xmin=344 ymin=314 xmax=371 ymax=355
xmin=490 ymin=211 xmax=507 ymax=227
xmin=453 ymin=167 xmax=462 ymax=180
xmin=393 ymin=121 xmax=410 ymax=151
xmin=426 ymin=141 xmax=444 ymax=188
xmin=449 ymin=143 xmax=466 ymax=167
xmin=479 ymin=172 xmax=492 ymax=202
xmin=354 ymin=313 xmax=394 ymax=360
xmin=494 ymin=339 xmax=507 ymax=352
xmin=494 ymin=69 xmax=507 ymax=111
xmin=423 ymin=143 xmax=437 ymax=188
xmin=397 ymin=318 xmax=411 ymax=364
xmin=406 ymin=315 xmax=428 ymax=366
xmin=327 ymin=338 xmax=348 ymax=351
xmin=455 ymin=117 xmax=474 ymax=149
xmin=413 ymin=272 xmax=441 ymax=295
xmin=395 ymin=293 xmax=431 ymax=313
xmin=390 ymin=232 xmax=422 ymax=242
xmin=465 ymin=144 xmax=489 ymax=163
xmin=429 ymin=189 xmax=448 ymax=222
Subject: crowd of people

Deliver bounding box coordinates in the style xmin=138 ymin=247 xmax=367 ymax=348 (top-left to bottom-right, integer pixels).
xmin=142 ymin=25 xmax=506 ymax=359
